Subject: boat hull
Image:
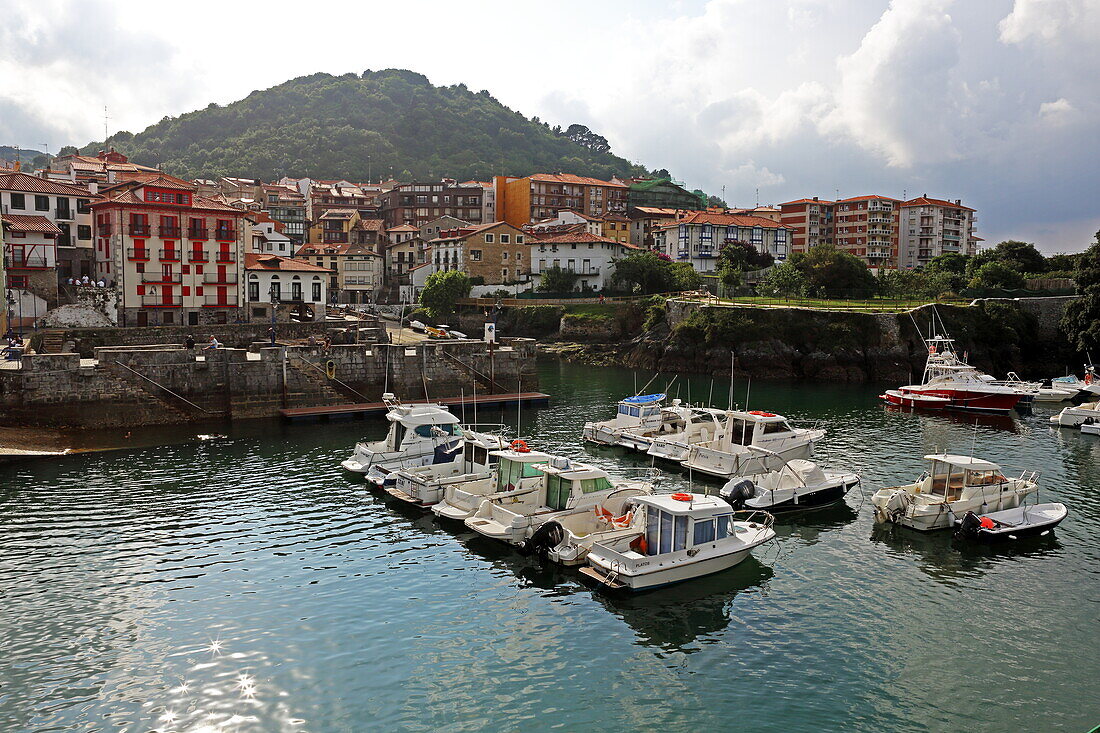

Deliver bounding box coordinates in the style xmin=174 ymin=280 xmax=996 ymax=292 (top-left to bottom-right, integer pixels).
xmin=584 ymin=547 xmax=756 ymax=591
xmin=885 ymin=387 xmax=1021 ymax=413
xmin=745 ymin=479 xmax=856 ymax=513
xmin=683 ymin=442 xmax=815 ymax=481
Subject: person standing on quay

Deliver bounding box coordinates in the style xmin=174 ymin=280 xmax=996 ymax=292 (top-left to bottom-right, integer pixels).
xmin=185 ymin=334 xmax=195 ymax=351
xmin=267 ymin=327 xmax=276 ymax=347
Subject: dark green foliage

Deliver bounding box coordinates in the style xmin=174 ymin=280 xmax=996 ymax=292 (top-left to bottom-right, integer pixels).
xmin=1062 ymin=231 xmax=1100 ymax=352
xmin=419 ymin=269 xmax=471 ymax=318
xmin=560 ymin=124 xmax=611 ymax=154
xmin=756 ymin=262 xmax=807 ymax=298
xmin=717 ymin=242 xmax=773 ymax=273
xmin=537 ymin=265 xmax=580 ymax=293
xmin=643 ymin=296 xmax=667 ymax=331
xmin=57 ymin=145 xmax=79 ymax=156
xmin=611 ymin=252 xmax=700 ymax=294
xmin=79 ymin=69 xmax=649 ymax=182
xmin=969 ymin=261 xmax=1025 ymax=289
xmin=672 ymin=307 xmax=880 ymax=352
xmin=505 ymin=305 xmax=564 ymax=336
xmin=790 ymin=244 xmax=877 ymax=297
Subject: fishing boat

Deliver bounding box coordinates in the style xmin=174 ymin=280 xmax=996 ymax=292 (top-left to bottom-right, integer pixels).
xmin=871 ymin=454 xmax=1038 ymax=532
xmin=464 ymin=457 xmax=654 ymax=546
xmin=340 ymin=395 xmax=462 ymax=485
xmin=386 ymin=428 xmax=512 ymax=509
xmin=431 ymin=443 xmax=555 ymax=521
xmin=953 ymin=503 xmax=1068 ymax=542
xmin=582 ymin=394 xmax=696 ymax=451
xmin=646 ymin=408 xmax=729 ymax=463
xmin=680 ymin=410 xmax=825 ymax=480
xmin=1049 ymin=400 xmax=1100 ymax=427
xmin=579 ymin=493 xmax=775 ymax=592
xmin=521 ymin=491 xmax=649 ymax=566
xmin=882 ymin=335 xmax=1023 ymax=413
xmin=719 ymin=459 xmax=860 ymax=513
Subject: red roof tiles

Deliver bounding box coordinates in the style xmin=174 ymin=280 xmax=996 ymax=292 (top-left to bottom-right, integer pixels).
xmin=0 ymin=171 xmax=93 ymax=197
xmin=245 ymin=253 xmax=332 ymax=272
xmin=1 ymin=214 xmax=62 ymax=234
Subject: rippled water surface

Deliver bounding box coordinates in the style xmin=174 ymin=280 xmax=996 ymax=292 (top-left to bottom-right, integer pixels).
xmin=2 ymin=357 xmax=1099 ymax=732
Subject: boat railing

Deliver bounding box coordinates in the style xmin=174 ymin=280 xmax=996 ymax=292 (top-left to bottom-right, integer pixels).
xmin=732 ymin=509 xmax=776 ymax=531
xmin=616 ymin=467 xmax=663 ymax=482
xmin=1018 ymin=469 xmax=1040 ymax=484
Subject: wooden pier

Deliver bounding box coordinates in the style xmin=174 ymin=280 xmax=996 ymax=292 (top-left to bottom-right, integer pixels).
xmin=279 ymin=391 xmax=551 ymax=421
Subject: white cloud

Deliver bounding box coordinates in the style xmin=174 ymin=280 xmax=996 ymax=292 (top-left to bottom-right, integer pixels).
xmin=998 ymin=0 xmax=1099 ymax=44
xmin=1039 ymin=97 xmax=1077 ymax=123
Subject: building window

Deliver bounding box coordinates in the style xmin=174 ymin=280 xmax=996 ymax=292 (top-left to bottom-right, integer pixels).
xmin=484 ymin=234 xmax=494 ymax=243
xmin=471 ymin=250 xmax=482 ymax=262
xmin=291 ymin=280 xmax=302 ymax=301
xmin=35 ymin=195 xmax=49 ymax=211
xmin=499 ymin=233 xmax=510 ymax=244
xmin=502 ymin=251 xmax=509 ymax=260
xmin=516 ymin=235 xmax=525 ymax=244
xmin=502 ymin=268 xmax=509 ymax=280
xmin=10 ymin=193 xmax=25 ymax=209
xmin=515 ymin=251 xmax=522 ymax=261
xmin=312 ymin=280 xmax=322 ymax=302
xmin=77 ymin=225 xmax=91 ymax=240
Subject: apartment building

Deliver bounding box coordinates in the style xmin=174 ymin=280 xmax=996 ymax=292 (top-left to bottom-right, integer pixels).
xmin=284 ymin=178 xmax=376 ymax=221
xmin=601 ymin=213 xmax=631 ymax=243
xmin=377 ymin=180 xmax=483 ymax=228
xmin=244 ymin=253 xmax=331 ymax=320
xmin=778 ymin=198 xmax=835 ymax=254
xmin=352 ymin=217 xmax=387 ymax=252
xmin=50 ymin=148 xmax=159 ymax=185
xmin=262 ymin=183 xmax=307 ymax=244
xmin=628 ymin=206 xmax=685 ymax=248
xmin=651 ymin=212 xmax=793 ymax=274
xmin=627 ymin=177 xmax=706 ymax=211
xmin=419 ymin=215 xmax=469 ymax=244
xmin=833 ymin=195 xmax=899 ymax=269
xmin=526 ymin=210 xmax=603 ymax=237
xmin=530 ymin=231 xmax=639 ymax=291
xmin=898 ymin=196 xmax=979 ymax=269
xmin=1 ymin=214 xmax=61 ymax=319
xmin=0 ymin=170 xmax=97 ymax=280
xmin=430 ymin=221 xmax=528 ymax=284
xmin=250 ymin=218 xmax=294 ymax=257
xmin=295 ymin=240 xmax=383 ymax=304
xmin=494 ymin=173 xmax=628 ymax=227
xmin=91 ymin=176 xmax=246 ymax=326
xmin=307 ymin=208 xmax=360 ymax=247
xmin=384 ymin=224 xmax=423 ymax=278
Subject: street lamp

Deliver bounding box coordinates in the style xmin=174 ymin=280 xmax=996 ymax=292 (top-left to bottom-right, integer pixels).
xmin=269 ymin=282 xmax=279 ymax=326
xmin=5 ymin=290 xmax=15 ymax=337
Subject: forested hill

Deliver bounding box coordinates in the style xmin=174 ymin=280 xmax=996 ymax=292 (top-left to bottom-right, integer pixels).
xmin=79 ymin=69 xmax=651 ymax=183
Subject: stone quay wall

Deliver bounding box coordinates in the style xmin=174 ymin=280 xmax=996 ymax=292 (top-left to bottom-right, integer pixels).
xmin=49 ymin=319 xmax=389 ymax=358
xmin=0 ymin=337 xmax=538 ymax=428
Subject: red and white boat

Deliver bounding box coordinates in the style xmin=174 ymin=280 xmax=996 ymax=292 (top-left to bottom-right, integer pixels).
xmin=881 ymin=335 xmax=1024 ymax=413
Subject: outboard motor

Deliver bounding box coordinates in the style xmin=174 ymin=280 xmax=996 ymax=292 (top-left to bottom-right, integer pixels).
xmin=720 ymin=478 xmax=756 ymax=509
xmin=954 ymin=511 xmax=982 ymax=540
xmin=519 ymin=521 xmax=565 ymax=557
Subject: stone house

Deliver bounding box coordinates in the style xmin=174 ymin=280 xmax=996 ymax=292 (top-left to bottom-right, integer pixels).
xmin=430 ymin=221 xmax=529 ymax=285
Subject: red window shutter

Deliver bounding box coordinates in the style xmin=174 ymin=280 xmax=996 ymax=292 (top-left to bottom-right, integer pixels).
xmin=182 ymin=286 xmax=190 ymax=296
xmin=137 ymin=285 xmax=145 ymax=296
xmin=182 ymin=265 xmax=190 ymax=274
xmin=195 ymin=265 xmax=203 ymax=274
xmin=196 ymin=286 xmax=203 ymax=296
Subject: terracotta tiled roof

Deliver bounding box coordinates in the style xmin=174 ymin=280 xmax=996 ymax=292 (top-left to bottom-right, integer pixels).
xmin=63 ymin=155 xmax=158 ymax=173
xmin=529 ymin=173 xmax=628 ymax=188
xmin=536 ymin=231 xmax=640 ymax=249
xmin=387 ymin=224 xmax=418 ymax=232
xmin=319 ymin=208 xmax=356 ymax=219
xmin=90 ymin=183 xmax=242 ymax=213
xmin=901 ymin=196 xmax=975 ymax=212
xmin=666 ymin=211 xmax=790 ymax=229
xmin=835 ymin=194 xmax=899 ymax=203
xmin=1 ymin=214 xmax=62 ymax=234
xmin=632 ymin=206 xmax=687 ymax=216
xmin=778 ymin=198 xmax=835 ymax=206
xmin=0 ymin=171 xmax=93 ymax=196
xmin=354 ymin=218 xmax=386 ymax=232
xmin=296 ymin=242 xmax=353 ymax=256
xmin=245 ymin=253 xmax=332 ymax=272
xmin=431 ymin=221 xmax=515 ymax=242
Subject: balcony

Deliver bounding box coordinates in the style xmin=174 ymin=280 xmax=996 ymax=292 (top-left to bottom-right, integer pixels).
xmin=127 ymin=248 xmax=150 ymax=261
xmin=141 ymin=294 xmax=182 ymax=307
xmin=141 ymin=272 xmax=183 ymax=284
xmin=943 ymin=233 xmax=960 ymax=240
xmin=214 ymin=251 xmax=237 ymax=264
xmin=188 ymin=227 xmax=209 ymax=240
xmin=129 ymin=224 xmax=151 ymax=236
xmin=868 ymin=203 xmax=892 ymax=212
xmin=55 ymin=207 xmax=74 ymax=220
xmin=188 ymin=250 xmax=209 ymax=263
xmin=869 ymin=216 xmax=890 ymax=224
xmin=159 ymin=249 xmax=181 ymax=262
xmin=213 ymin=228 xmax=236 ymax=241
xmin=868 ymin=228 xmax=891 ymax=236
xmin=867 ymin=249 xmax=892 ymax=260
xmin=159 ymin=226 xmax=182 ymax=239
xmin=204 ymin=294 xmax=239 ymax=307
xmin=4 ymin=254 xmax=49 ymax=269
xmin=203 ymin=272 xmax=238 ymax=284
xmin=97 ymin=225 xmax=113 ymax=236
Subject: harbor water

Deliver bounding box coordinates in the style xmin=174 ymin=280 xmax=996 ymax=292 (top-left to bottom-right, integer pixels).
xmin=2 ymin=357 xmax=1098 ymax=732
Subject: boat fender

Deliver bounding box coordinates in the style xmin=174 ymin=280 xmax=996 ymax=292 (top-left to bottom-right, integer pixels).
xmin=511 ymin=439 xmax=530 ymax=453
xmin=326 ymin=360 xmax=336 ymax=379
xmin=671 ymin=493 xmax=693 ymax=502
xmin=719 ymin=479 xmax=755 ymax=509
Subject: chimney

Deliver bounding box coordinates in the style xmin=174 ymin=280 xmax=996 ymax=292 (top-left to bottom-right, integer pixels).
xmin=13 ymin=160 xmax=20 ymax=172
xmin=89 ymin=181 xmax=99 ymax=195
xmin=955 ymin=199 xmax=961 ymax=206
xmin=812 ymin=196 xmax=818 ymax=201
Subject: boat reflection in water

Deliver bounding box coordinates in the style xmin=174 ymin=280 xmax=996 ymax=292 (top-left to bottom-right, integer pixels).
xmin=773 ymin=501 xmax=859 ymax=546
xmin=883 ymin=404 xmax=1020 ymax=433
xmin=593 ymin=559 xmax=774 ymax=650
xmin=869 ymin=521 xmax=1062 ymax=582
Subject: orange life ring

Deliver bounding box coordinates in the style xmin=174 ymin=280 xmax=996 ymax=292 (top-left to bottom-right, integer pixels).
xmin=510 ymin=439 xmax=530 ymax=453
xmin=671 ymin=492 xmax=693 ymax=502
xmin=612 ymin=511 xmax=633 ymax=528
xmin=748 ymin=410 xmax=777 ymax=417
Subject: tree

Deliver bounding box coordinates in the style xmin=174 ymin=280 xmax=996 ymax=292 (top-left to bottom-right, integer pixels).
xmin=718 ymin=263 xmax=742 ymax=291
xmin=670 ymin=262 xmax=702 ymax=291
xmin=1062 ymin=231 xmax=1100 ymax=351
xmin=793 ymin=244 xmax=877 ymax=297
xmin=57 ymin=145 xmax=79 ymax=157
xmin=706 ymin=194 xmax=727 ymax=209
xmin=419 ymin=270 xmax=472 ymax=319
xmin=757 ymin=262 xmax=807 ymax=298
xmin=562 ymin=124 xmax=611 ymax=154
xmin=876 ymin=269 xmax=924 ymax=298
xmin=925 ymin=251 xmax=969 ymax=292
xmin=969 ymin=261 xmax=1025 ymax=290
xmin=537 ymin=265 xmax=579 ymax=293
xmin=716 ymin=241 xmax=773 ymax=273
xmin=610 ymin=251 xmax=698 ymax=294
xmin=987 ymin=240 xmax=1046 ymax=274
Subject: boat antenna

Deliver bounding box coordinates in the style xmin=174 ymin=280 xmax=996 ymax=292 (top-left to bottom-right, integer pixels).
xmin=745 ymin=377 xmax=751 ymax=413
xmin=708 ymin=378 xmax=714 ymax=408
xmin=970 ymin=420 xmax=978 ymax=459
xmin=728 ymin=352 xmax=735 ymax=411
xmin=472 ymin=369 xmax=478 ymax=427
xmin=686 ymin=377 xmax=691 ymax=405
xmin=517 ymin=373 xmax=522 ymax=439
xmin=383 ymin=343 xmax=390 ymax=395
xmin=633 ymin=371 xmax=637 ymax=394
xmin=636 ymin=371 xmax=660 ymax=396
xmin=461 ymin=387 xmax=466 ymax=424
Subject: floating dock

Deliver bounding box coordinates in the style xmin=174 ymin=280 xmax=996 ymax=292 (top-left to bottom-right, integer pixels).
xmin=279 ymin=391 xmax=551 ymax=421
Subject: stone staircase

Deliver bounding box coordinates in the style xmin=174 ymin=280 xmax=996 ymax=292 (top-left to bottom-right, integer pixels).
xmin=285 ymin=357 xmax=361 ymax=406
xmin=39 ymin=330 xmax=66 ymax=354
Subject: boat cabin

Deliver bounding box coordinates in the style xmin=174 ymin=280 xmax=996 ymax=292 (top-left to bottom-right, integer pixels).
xmin=615 ymin=394 xmax=667 ymax=430
xmin=919 ymin=454 xmax=1007 ymax=501
xmin=533 ymin=457 xmax=617 ymax=511
xmin=636 ymin=494 xmax=736 ymax=556
xmin=724 ymin=410 xmax=796 ymax=446
xmin=459 ymin=430 xmax=509 ymax=470
xmin=383 ymin=404 xmax=460 ymax=450
xmin=489 ymin=448 xmax=554 ymax=492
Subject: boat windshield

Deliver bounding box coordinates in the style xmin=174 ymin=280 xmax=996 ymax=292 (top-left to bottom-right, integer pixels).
xmin=646 ymin=506 xmax=723 ymax=556
xmin=546 ymin=474 xmax=572 ymax=511
xmin=762 ymin=421 xmax=791 ymax=435
xmin=413 ymin=423 xmax=457 ymax=437
xmin=727 ymin=419 xmax=754 ymax=445
xmin=496 ymin=458 xmax=541 ymax=490
xmin=580 ymin=477 xmax=613 ymax=494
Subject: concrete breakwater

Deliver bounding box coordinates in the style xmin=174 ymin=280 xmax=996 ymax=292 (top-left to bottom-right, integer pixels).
xmin=0 ymin=338 xmax=538 ymax=428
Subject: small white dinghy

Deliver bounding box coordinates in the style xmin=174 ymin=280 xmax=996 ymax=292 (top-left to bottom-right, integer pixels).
xmin=953 ymin=502 xmax=1068 ymax=542
xmin=720 ymin=459 xmax=860 ymax=513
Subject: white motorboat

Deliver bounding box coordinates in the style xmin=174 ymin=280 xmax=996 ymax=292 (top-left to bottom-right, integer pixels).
xmin=1081 ymin=421 xmax=1100 ymax=436
xmin=386 ymin=428 xmax=512 ymax=509
xmin=1049 ymin=400 xmax=1100 ymax=427
xmin=880 ymin=389 xmax=950 ymax=410
xmin=954 ymin=502 xmax=1068 ymax=542
xmin=646 ymin=408 xmax=728 ymax=463
xmin=871 ymin=454 xmax=1038 ymax=532
xmin=431 ymin=444 xmax=554 ymax=521
xmin=680 ymin=410 xmax=825 ymax=480
xmin=1049 ymin=368 xmax=1100 ymax=398
xmin=720 ymin=459 xmax=860 ymax=513
xmin=579 ymin=493 xmax=775 ymax=592
xmin=1033 ymin=384 xmax=1080 ymax=403
xmin=521 ymin=491 xmax=648 ymax=566
xmin=582 ymin=394 xmax=694 ymax=451
xmin=340 ymin=395 xmax=461 ymax=485
xmin=464 ymin=457 xmax=654 ymax=546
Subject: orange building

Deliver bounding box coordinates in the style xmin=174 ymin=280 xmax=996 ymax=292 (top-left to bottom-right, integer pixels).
xmin=833 ymin=195 xmax=899 ymax=269
xmin=494 ymin=173 xmax=628 ymax=228
xmin=778 ymin=198 xmax=835 ymax=255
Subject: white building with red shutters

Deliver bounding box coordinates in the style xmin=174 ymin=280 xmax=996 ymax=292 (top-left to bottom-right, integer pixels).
xmin=1 ymin=213 xmax=62 ymax=326
xmin=91 ymin=176 xmax=247 ymax=326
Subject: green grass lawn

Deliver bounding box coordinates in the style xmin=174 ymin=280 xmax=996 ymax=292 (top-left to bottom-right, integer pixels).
xmin=705 ymin=294 xmax=970 ymax=313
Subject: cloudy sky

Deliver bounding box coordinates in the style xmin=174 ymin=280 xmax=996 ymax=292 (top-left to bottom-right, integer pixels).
xmin=1 ymin=0 xmax=1097 ymax=251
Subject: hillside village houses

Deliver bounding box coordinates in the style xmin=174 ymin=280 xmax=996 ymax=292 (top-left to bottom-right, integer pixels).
xmin=0 ymin=143 xmax=987 ymax=330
